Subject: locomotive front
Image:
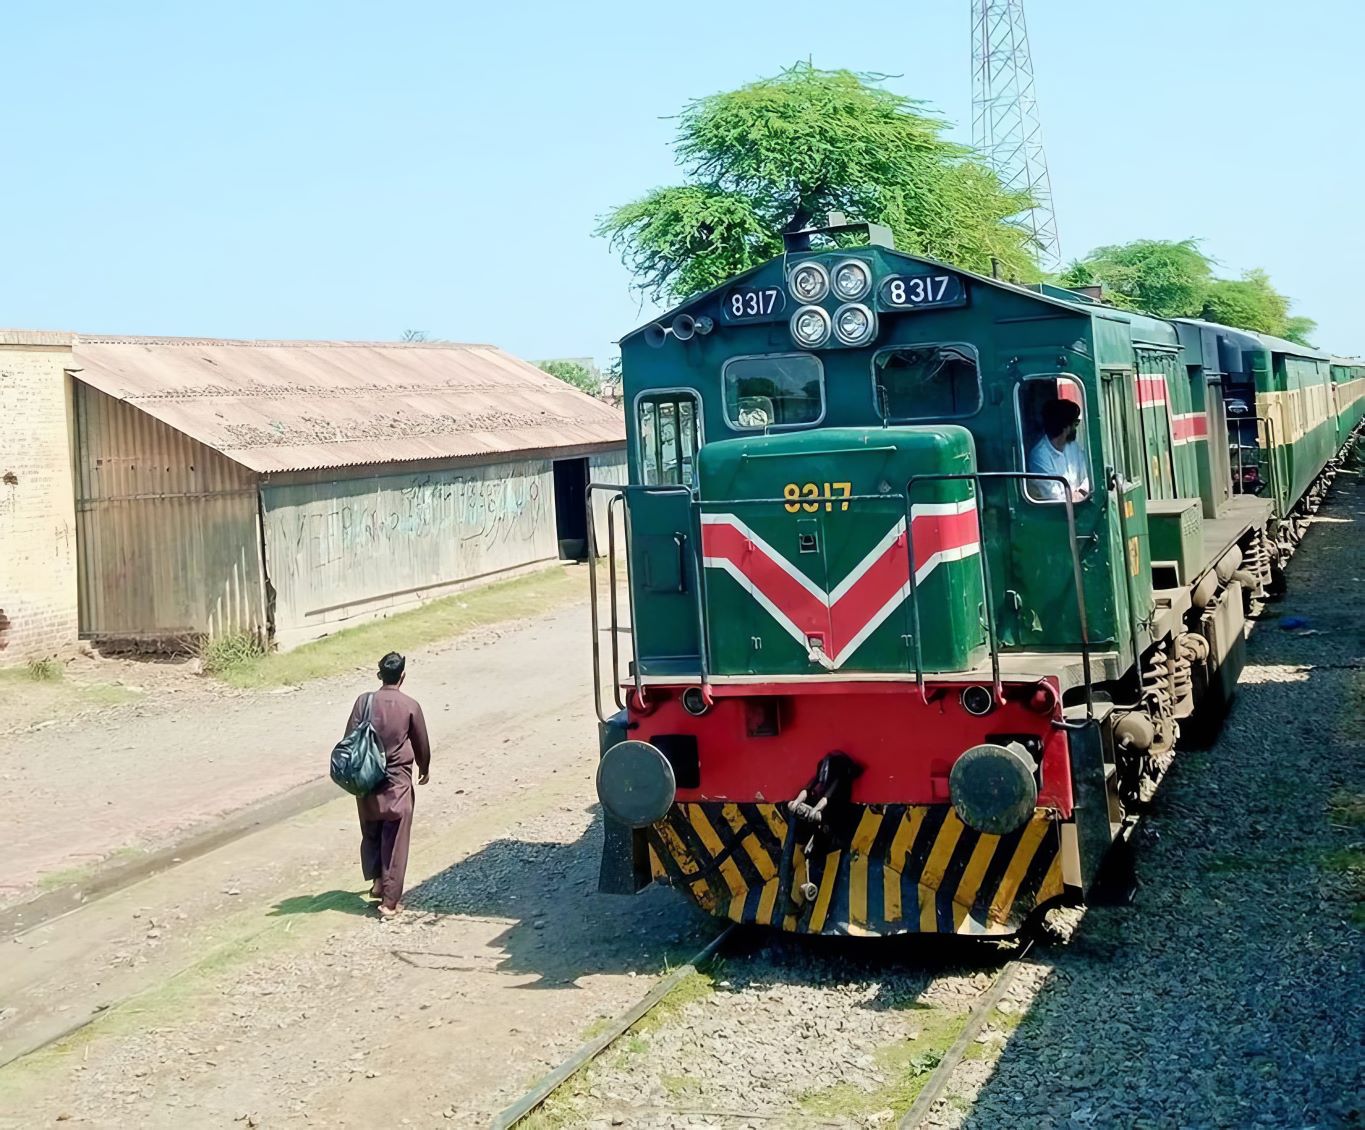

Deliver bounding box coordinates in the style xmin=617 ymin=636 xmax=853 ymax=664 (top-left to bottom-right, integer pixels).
xmin=591 ymin=225 xmax=1123 ymax=937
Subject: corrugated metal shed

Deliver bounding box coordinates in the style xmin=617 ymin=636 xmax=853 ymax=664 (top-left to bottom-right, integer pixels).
xmin=70 ymin=337 xmax=624 ymax=473
xmin=73 ymin=385 xmax=267 ymax=644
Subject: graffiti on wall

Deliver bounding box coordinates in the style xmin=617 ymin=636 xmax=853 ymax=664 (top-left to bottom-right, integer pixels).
xmin=285 ymin=470 xmax=547 ymax=570
xmin=261 ymin=459 xmax=558 ymax=627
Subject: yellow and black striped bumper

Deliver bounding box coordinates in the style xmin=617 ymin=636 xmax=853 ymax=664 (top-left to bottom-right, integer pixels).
xmin=647 ymin=802 xmax=1066 ymax=936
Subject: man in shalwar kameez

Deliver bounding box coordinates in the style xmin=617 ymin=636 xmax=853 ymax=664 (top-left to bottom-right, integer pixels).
xmin=346 ymin=652 xmax=431 ymax=917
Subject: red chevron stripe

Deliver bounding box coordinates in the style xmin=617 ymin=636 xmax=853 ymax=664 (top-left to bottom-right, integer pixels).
xmin=700 ymin=503 xmax=980 ymax=666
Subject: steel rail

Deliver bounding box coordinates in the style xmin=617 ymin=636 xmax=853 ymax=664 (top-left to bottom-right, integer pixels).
xmin=488 ymin=924 xmax=737 ymax=1130
xmin=896 ymin=940 xmax=1034 ymax=1129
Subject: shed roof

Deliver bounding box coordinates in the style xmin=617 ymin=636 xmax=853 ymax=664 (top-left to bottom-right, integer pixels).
xmin=68 ymin=336 xmax=624 ymax=473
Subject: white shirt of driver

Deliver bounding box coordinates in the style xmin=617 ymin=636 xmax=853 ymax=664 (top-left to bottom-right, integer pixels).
xmin=1027 ymin=436 xmax=1090 ymax=500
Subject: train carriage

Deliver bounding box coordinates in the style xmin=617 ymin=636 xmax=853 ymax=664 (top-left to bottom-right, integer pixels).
xmin=1331 ymin=357 xmax=1365 ymax=450
xmin=589 ymin=221 xmax=1359 ymax=938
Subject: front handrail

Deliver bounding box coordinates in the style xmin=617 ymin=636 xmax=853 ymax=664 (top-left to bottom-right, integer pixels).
xmin=586 ymin=483 xmax=625 ymax=724
xmin=585 ymin=482 xmax=697 ymax=724
xmin=1226 ymin=408 xmax=1283 ymax=507
xmin=904 ymin=472 xmax=1094 ymax=730
xmin=589 ymin=478 xmax=1093 ymax=729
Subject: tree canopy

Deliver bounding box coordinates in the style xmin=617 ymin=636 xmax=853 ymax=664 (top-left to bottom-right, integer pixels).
xmin=598 ymin=63 xmax=1040 ymax=303
xmin=1059 ymin=240 xmax=1316 ymax=345
xmin=538 ymin=359 xmax=601 ymax=396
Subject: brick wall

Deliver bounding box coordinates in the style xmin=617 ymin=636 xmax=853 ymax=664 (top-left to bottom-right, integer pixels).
xmin=0 ymin=332 xmax=79 ymax=662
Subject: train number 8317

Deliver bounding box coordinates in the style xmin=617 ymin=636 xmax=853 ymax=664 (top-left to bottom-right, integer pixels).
xmin=783 ymin=482 xmax=852 ymax=512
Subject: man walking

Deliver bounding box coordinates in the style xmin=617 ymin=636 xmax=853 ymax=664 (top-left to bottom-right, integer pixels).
xmin=347 ymin=652 xmax=431 ymax=918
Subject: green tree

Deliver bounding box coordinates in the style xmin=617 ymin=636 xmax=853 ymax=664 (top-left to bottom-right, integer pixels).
xmin=1201 ymin=270 xmax=1317 ymax=345
xmin=1061 ymin=240 xmax=1316 ymax=345
xmin=598 ymin=63 xmax=1039 ymax=302
xmin=1058 ymin=239 xmax=1212 ymax=317
xmin=539 ymin=359 xmax=601 ymax=396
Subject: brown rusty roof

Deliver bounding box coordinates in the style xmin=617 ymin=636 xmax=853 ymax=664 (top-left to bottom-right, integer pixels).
xmin=68 ymin=336 xmax=624 ymax=473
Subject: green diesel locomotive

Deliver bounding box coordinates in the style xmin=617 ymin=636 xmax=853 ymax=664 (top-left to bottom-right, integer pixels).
xmin=589 ymin=220 xmax=1363 ymax=938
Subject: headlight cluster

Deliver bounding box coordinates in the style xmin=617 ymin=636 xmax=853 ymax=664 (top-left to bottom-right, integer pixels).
xmin=788 ymin=258 xmax=877 ymax=350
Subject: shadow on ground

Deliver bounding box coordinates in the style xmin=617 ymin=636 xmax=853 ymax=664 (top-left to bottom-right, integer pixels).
xmin=372 ymin=803 xmax=713 ymax=987
xmin=268 ymin=890 xmax=374 ymax=917
xmin=378 ymin=789 xmax=1030 ymax=996
xmin=954 ymin=474 xmax=1365 ymax=1128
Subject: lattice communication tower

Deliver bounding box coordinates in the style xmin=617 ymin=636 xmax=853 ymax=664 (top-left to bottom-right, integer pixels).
xmin=971 ymin=0 xmax=1061 ymax=270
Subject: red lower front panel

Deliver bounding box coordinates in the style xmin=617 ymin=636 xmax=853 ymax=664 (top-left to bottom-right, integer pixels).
xmin=628 ymin=680 xmax=1073 ymax=817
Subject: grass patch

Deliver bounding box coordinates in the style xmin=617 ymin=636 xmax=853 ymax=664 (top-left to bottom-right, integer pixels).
xmin=197 ymin=632 xmax=266 ymax=675
xmin=211 ymin=565 xmax=582 ymax=689
xmin=629 ymin=967 xmax=716 ymax=1036
xmin=25 ymin=657 xmax=62 ymax=681
xmin=661 ymin=1073 xmax=696 ymax=1097
xmin=1319 ymin=846 xmax=1365 ymax=926
xmin=35 ymin=846 xmax=145 ymax=891
xmin=581 ymin=1015 xmax=616 ymax=1041
xmin=800 ymin=1008 xmax=965 ymax=1120
xmin=0 ymin=668 xmax=141 ymax=729
xmin=1328 ymin=790 xmax=1365 ymax=831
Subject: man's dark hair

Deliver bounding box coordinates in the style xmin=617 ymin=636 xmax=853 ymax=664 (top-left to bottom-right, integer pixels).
xmin=378 ymin=652 xmax=406 ymax=685
xmin=1042 ymin=398 xmax=1081 ymax=439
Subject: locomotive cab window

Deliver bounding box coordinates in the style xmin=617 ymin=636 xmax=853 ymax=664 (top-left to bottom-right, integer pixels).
xmin=723 ymin=354 xmax=825 ymax=430
xmin=872 ymin=344 xmax=982 ymax=421
xmin=1017 ymin=375 xmax=1092 ymax=504
xmin=637 ymin=392 xmax=700 ymax=488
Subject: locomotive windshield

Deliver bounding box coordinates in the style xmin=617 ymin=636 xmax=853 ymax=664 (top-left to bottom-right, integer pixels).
xmin=722 ymin=354 xmax=824 ymax=429
xmin=873 ymin=344 xmax=981 ymax=421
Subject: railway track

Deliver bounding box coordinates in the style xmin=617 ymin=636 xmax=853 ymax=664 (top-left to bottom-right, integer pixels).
xmin=489 ymin=925 xmax=1038 ymax=1129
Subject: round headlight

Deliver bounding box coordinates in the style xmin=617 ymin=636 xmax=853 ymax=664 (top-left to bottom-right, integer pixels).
xmin=790 ymin=305 xmax=831 ymax=349
xmin=833 ymin=303 xmax=876 ymax=347
xmin=832 ymin=259 xmax=871 ymax=301
xmin=788 ymin=262 xmax=830 ymax=303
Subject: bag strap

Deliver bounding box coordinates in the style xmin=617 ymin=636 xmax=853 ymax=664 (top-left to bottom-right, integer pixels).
xmin=358 ymin=691 xmax=375 ymax=726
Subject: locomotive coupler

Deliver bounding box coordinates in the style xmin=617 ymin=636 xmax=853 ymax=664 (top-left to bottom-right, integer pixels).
xmin=776 ymin=751 xmax=864 ymax=915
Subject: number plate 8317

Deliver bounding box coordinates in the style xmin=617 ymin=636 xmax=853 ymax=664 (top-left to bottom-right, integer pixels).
xmin=879 ymin=273 xmax=966 ymax=310
xmin=723 ymin=286 xmax=786 ymax=321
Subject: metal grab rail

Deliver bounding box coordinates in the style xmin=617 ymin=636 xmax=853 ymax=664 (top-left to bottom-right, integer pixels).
xmin=904 ymin=472 xmax=1094 ymax=731
xmin=585 ymin=482 xmax=698 ymax=724
xmin=1226 ymin=408 xmax=1283 ymax=511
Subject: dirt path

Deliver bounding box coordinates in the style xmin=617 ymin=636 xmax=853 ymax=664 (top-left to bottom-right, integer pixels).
xmin=0 ymin=589 xmax=595 ymax=904
xmin=0 ymin=587 xmax=713 ymax=1127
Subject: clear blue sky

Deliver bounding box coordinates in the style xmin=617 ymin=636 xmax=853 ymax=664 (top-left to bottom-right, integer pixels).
xmin=3 ymin=1 xmax=1361 ymax=361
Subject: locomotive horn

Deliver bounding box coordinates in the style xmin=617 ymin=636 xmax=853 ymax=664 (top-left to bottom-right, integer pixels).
xmin=672 ymin=314 xmax=697 ymax=341
xmin=643 ymin=323 xmax=670 ymax=349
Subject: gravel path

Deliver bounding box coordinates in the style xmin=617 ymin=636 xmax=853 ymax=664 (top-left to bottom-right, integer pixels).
xmin=0 ymin=581 xmax=588 ymax=904
xmin=930 ymin=466 xmax=1365 ymax=1126
xmin=1 ymin=799 xmax=710 ymax=1129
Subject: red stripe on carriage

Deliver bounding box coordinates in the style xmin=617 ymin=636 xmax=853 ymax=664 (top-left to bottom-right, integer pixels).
xmin=1171 ymin=412 xmax=1209 ymax=442
xmin=1137 ymin=375 xmax=1169 ymax=409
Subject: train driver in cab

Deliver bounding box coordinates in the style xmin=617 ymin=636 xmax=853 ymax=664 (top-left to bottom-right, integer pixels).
xmin=1027 ymin=397 xmax=1090 ymax=501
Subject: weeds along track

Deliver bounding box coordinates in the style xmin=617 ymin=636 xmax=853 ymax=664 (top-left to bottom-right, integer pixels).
xmin=492 ymin=922 xmax=1048 ymax=1130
